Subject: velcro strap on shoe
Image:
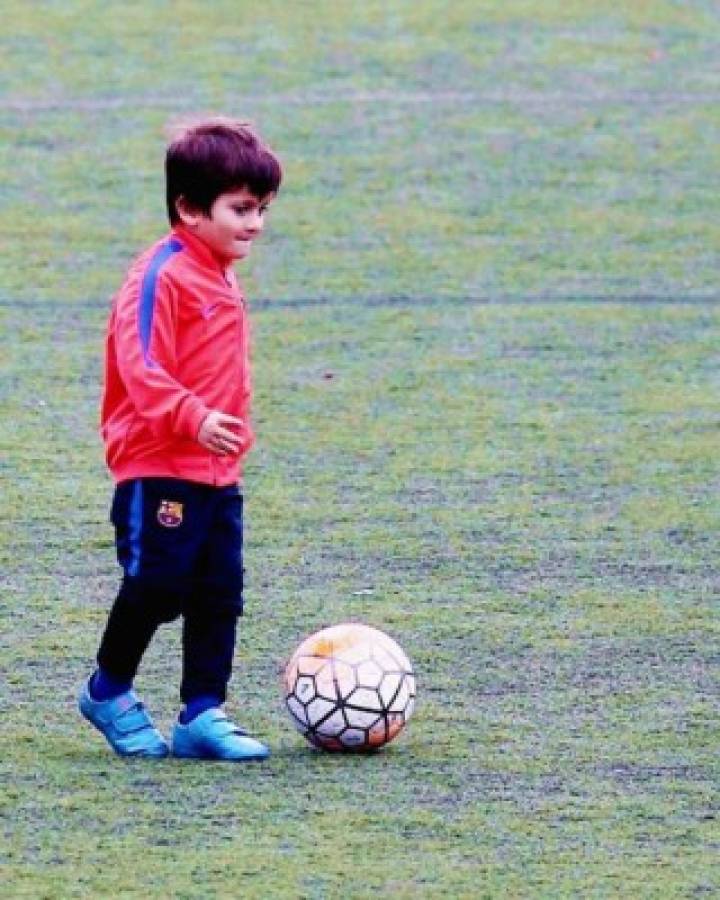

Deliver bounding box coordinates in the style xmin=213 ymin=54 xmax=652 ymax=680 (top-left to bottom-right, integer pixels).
xmin=114 ymin=703 xmax=154 ymax=735
xmin=207 ymin=715 xmax=248 ymax=738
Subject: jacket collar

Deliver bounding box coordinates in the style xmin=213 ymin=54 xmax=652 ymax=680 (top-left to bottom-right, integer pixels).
xmin=171 ymin=224 xmax=233 ymax=281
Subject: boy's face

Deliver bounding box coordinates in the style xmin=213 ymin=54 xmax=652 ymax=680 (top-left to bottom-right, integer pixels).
xmin=179 ymin=187 xmax=273 ymax=265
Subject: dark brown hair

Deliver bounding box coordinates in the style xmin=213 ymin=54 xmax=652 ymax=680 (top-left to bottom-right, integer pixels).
xmin=165 ymin=117 xmax=282 ymax=224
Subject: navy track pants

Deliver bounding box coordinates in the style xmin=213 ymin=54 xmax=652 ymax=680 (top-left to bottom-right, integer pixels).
xmin=97 ymin=477 xmax=244 ymax=703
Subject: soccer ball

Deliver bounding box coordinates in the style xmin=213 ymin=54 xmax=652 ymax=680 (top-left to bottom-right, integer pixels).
xmin=282 ymin=623 xmax=416 ymax=751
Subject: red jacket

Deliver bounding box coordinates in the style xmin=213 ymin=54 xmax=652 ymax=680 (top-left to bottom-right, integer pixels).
xmin=101 ymin=225 xmax=254 ymax=486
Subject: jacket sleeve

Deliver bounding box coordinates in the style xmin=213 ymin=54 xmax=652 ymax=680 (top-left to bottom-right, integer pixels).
xmin=239 ymin=311 xmax=255 ymax=449
xmin=113 ymin=268 xmax=209 ymax=441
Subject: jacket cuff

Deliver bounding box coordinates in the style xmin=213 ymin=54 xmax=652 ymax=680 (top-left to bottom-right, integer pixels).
xmin=177 ymin=397 xmax=211 ymax=441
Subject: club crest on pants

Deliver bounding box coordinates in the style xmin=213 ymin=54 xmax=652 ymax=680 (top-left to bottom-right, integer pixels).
xmin=157 ymin=500 xmax=183 ymax=527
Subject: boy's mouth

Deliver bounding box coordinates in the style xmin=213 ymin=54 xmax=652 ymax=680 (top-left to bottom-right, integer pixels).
xmin=232 ymin=238 xmax=253 ymax=257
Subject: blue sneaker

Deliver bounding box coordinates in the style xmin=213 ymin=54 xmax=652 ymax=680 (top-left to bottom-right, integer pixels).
xmin=171 ymin=708 xmax=270 ymax=761
xmin=79 ymin=682 xmax=169 ymax=758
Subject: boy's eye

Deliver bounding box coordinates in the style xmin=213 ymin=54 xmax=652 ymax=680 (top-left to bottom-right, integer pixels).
xmin=231 ymin=202 xmax=269 ymax=215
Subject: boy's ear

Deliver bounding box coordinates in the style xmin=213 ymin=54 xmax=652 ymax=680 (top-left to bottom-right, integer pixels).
xmin=175 ymin=195 xmax=203 ymax=228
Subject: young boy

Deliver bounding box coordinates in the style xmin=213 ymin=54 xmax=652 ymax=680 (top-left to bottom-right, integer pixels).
xmin=79 ymin=118 xmax=282 ymax=760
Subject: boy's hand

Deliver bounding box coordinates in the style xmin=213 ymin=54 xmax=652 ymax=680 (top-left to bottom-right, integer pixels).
xmin=198 ymin=410 xmax=245 ymax=456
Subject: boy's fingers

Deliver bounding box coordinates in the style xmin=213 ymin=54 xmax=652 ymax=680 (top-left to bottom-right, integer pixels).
xmin=217 ymin=413 xmax=244 ymax=429
xmin=198 ymin=411 xmax=246 ymax=454
xmin=216 ymin=426 xmax=242 ymax=444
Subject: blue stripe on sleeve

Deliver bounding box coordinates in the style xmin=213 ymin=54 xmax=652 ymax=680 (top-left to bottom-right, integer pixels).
xmin=138 ymin=237 xmax=183 ymax=367
xmin=126 ymin=481 xmax=144 ymax=577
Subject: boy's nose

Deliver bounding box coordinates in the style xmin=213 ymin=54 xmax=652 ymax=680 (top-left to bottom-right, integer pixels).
xmin=246 ymin=210 xmax=263 ymax=233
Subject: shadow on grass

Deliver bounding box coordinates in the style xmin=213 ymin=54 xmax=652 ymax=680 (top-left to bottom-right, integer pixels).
xmin=56 ymin=740 xmax=406 ymax=769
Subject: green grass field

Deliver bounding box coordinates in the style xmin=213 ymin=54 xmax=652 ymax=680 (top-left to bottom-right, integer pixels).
xmin=1 ymin=1 xmax=718 ymax=897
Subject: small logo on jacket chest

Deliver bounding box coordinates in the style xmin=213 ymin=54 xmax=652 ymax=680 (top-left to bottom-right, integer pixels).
xmin=157 ymin=500 xmax=183 ymax=528
xmin=201 ymin=302 xmax=221 ymax=320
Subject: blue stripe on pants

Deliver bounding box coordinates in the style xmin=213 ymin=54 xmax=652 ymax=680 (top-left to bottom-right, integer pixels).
xmin=126 ymin=481 xmax=144 ymax=577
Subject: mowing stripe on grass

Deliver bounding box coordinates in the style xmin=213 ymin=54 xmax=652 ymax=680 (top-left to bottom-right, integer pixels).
xmin=3 ymin=88 xmax=719 ymax=111
xmin=2 ymin=293 xmax=719 ymax=311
